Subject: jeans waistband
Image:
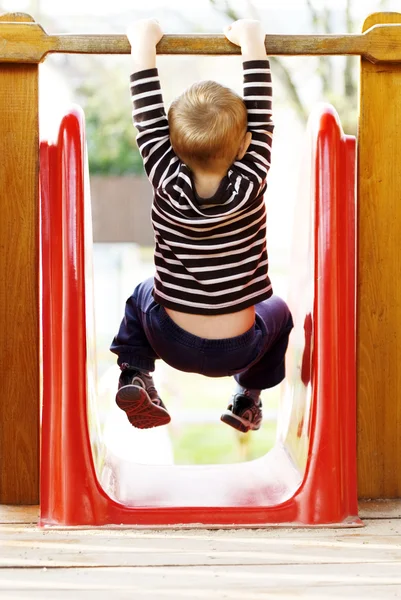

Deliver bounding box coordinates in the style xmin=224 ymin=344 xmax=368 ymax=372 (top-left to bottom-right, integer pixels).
xmin=156 ymin=305 xmax=257 ymax=351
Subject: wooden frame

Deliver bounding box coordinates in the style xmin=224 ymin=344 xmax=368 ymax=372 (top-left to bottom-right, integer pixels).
xmin=0 ymin=11 xmax=400 ymax=504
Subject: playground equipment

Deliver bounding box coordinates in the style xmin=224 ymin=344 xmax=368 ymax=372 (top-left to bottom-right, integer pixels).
xmin=1 ymin=12 xmax=401 ymax=517
xmin=39 ymin=103 xmax=357 ymax=526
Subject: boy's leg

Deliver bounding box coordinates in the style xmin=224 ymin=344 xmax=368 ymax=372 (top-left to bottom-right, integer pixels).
xmin=236 ymin=296 xmax=294 ymax=390
xmin=221 ymin=296 xmax=293 ymax=433
xmin=110 ymin=277 xmax=159 ymax=372
xmin=110 ymin=278 xmax=170 ymax=429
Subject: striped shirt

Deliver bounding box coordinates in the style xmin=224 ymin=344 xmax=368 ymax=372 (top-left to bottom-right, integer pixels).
xmin=130 ymin=60 xmax=274 ymax=315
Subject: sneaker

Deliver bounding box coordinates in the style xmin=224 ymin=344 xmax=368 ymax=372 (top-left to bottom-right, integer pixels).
xmin=220 ymin=392 xmax=262 ymax=433
xmin=116 ymin=366 xmax=171 ymax=429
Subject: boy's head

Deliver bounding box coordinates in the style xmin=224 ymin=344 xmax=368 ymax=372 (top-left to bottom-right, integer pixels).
xmin=168 ymin=81 xmax=249 ymax=174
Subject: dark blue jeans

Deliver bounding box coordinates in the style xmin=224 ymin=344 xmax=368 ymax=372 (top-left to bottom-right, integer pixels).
xmin=110 ymin=277 xmax=293 ymax=390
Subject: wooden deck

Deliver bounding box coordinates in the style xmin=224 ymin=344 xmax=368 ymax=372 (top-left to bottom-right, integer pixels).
xmin=0 ymin=502 xmax=401 ymax=599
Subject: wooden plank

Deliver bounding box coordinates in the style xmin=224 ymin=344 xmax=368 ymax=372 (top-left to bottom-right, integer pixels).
xmin=0 ymin=505 xmax=38 ymax=523
xmin=357 ymin=12 xmax=401 ymax=499
xmin=359 ymin=500 xmax=401 ymax=519
xmin=0 ymin=20 xmax=39 ymax=503
xmin=1 ymin=520 xmax=401 ymax=568
xmin=1 ymin=537 xmax=401 ymax=567
xmin=2 ymin=14 xmax=401 ymax=63
xmin=1 ymin=565 xmax=401 ymax=599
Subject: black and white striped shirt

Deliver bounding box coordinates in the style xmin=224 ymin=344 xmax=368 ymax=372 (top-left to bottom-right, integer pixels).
xmin=130 ymin=60 xmax=274 ymax=315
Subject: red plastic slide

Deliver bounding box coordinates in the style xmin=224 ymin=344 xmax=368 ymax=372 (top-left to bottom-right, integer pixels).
xmin=39 ymin=104 xmax=359 ymax=526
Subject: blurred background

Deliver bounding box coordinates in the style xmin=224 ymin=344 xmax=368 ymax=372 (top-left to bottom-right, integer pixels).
xmin=3 ymin=0 xmax=396 ymax=465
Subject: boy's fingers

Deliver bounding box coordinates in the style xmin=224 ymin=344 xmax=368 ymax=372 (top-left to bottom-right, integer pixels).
xmin=224 ymin=23 xmax=238 ymax=43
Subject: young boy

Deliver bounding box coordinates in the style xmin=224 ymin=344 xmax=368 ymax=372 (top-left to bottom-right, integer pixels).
xmin=110 ymin=18 xmax=293 ymax=433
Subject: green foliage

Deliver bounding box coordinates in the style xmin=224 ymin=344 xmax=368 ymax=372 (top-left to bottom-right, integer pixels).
xmin=77 ymin=70 xmax=144 ymax=175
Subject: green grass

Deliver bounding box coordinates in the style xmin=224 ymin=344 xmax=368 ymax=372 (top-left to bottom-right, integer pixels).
xmin=155 ymin=364 xmax=279 ymax=464
xmin=169 ymin=420 xmax=277 ymax=465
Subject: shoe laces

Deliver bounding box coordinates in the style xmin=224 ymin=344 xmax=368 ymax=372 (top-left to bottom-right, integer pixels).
xmin=132 ymin=375 xmax=161 ymax=405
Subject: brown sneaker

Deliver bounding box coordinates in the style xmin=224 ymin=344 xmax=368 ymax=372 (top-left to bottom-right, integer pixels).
xmin=116 ymin=366 xmax=171 ymax=429
xmin=220 ymin=393 xmax=262 ymax=433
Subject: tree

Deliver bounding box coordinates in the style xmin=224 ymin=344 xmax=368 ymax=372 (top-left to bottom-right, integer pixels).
xmin=77 ymin=67 xmax=144 ymax=175
xmin=209 ymin=0 xmax=392 ymax=134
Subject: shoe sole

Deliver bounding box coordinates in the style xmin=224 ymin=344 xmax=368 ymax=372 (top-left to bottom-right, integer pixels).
xmin=220 ymin=411 xmax=261 ymax=433
xmin=116 ymin=385 xmax=171 ymax=429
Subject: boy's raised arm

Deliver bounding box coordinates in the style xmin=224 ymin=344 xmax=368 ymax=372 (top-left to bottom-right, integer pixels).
xmin=127 ymin=19 xmax=161 ymax=71
xmin=225 ymin=20 xmax=274 ymax=184
xmin=127 ymin=20 xmax=177 ymax=188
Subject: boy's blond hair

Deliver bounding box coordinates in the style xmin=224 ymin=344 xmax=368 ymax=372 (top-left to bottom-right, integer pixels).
xmin=168 ymin=80 xmax=247 ymax=173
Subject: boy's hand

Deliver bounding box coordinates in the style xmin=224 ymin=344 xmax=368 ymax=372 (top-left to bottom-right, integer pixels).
xmin=127 ymin=19 xmax=163 ymax=71
xmin=224 ymin=19 xmax=267 ymax=60
xmin=127 ymin=19 xmax=163 ymax=50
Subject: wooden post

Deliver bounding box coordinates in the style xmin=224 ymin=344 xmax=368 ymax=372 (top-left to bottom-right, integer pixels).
xmin=358 ymin=12 xmax=401 ymax=498
xmin=0 ymin=14 xmax=39 ymax=504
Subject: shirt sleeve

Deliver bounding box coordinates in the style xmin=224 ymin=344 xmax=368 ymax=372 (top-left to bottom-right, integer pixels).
xmin=130 ymin=68 xmax=178 ymax=189
xmin=233 ymin=59 xmax=274 ymax=187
